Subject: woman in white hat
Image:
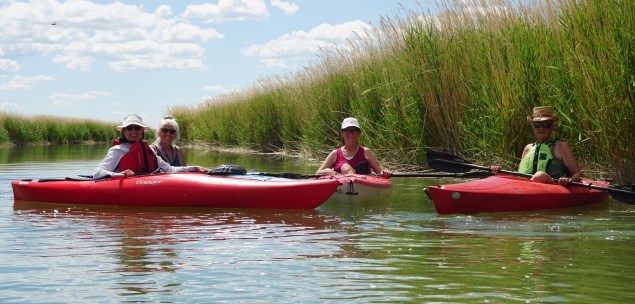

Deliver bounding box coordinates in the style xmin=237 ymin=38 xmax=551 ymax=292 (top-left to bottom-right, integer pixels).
xmin=93 ymin=114 xmax=206 ymax=179
xmin=316 ymin=117 xmax=391 ymax=177
xmin=150 ymin=115 xmax=187 ymax=166
xmin=492 ymin=106 xmax=581 ymax=185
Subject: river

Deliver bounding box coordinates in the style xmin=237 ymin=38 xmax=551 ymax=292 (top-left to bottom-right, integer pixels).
xmin=1 ymin=144 xmax=634 ymax=303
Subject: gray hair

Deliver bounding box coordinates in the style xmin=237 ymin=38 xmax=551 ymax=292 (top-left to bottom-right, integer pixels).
xmin=153 ymin=115 xmax=180 ymax=145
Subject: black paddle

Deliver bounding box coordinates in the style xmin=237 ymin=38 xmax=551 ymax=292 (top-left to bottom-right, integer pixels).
xmin=387 ymin=171 xmax=493 ymax=178
xmin=246 ymin=171 xmax=492 ymax=179
xmin=426 ymin=150 xmax=635 ymax=205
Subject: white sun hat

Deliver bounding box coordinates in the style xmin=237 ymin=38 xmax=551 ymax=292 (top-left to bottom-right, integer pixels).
xmin=115 ymin=114 xmax=150 ymax=131
xmin=340 ymin=117 xmax=361 ymax=130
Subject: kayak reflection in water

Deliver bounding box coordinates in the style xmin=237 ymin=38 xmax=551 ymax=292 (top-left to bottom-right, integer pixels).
xmin=316 ymin=117 xmax=391 ymax=177
xmin=93 ymin=114 xmax=206 ymax=179
xmin=491 ymin=106 xmax=581 ymax=185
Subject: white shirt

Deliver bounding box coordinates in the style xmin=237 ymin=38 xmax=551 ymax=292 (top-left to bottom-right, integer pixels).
xmin=93 ymin=143 xmax=199 ymax=179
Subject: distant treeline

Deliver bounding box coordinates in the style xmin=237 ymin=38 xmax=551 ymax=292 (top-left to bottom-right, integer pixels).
xmin=168 ymin=0 xmax=634 ymax=183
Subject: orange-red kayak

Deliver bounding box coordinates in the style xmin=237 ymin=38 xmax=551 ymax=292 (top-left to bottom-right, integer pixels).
xmin=425 ymin=175 xmax=608 ymax=214
xmin=11 ymin=172 xmax=340 ymax=209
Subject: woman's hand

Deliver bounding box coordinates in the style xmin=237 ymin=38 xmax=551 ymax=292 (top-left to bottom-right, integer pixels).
xmin=490 ymin=165 xmax=501 ymax=173
xmin=558 ymin=177 xmax=573 ymax=185
xmin=122 ymin=169 xmax=135 ymax=177
xmin=380 ymin=169 xmax=392 ymax=177
xmin=319 ymin=168 xmax=336 ymax=176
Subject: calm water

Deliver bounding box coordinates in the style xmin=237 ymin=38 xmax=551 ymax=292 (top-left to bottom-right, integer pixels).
xmin=1 ymin=144 xmax=634 ymax=303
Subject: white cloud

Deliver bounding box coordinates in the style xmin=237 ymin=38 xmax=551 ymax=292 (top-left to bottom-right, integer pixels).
xmin=0 ymin=1 xmax=223 ymax=72
xmin=204 ymin=85 xmax=231 ymax=93
xmin=0 ymin=101 xmax=20 ymax=112
xmin=0 ymin=58 xmax=20 ymax=74
xmin=52 ymin=55 xmax=94 ymax=72
xmin=241 ymin=20 xmax=373 ymax=67
xmin=0 ymin=75 xmax=54 ymax=90
xmin=182 ymin=0 xmax=269 ymax=23
xmin=155 ymin=5 xmax=173 ymax=18
xmin=50 ymin=90 xmax=112 ymax=107
xmin=271 ymin=0 xmax=298 ymax=15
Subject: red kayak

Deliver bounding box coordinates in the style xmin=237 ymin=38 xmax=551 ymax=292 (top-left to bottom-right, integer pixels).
xmin=11 ymin=172 xmax=340 ymax=209
xmin=424 ymin=175 xmax=609 ymax=214
xmin=322 ymin=174 xmax=393 ymax=203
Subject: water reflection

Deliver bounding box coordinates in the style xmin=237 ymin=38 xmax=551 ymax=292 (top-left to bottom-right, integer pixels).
xmin=11 ymin=203 xmax=348 ymax=299
xmin=0 ymin=143 xmax=110 ymax=163
xmin=3 ymin=145 xmax=635 ymax=303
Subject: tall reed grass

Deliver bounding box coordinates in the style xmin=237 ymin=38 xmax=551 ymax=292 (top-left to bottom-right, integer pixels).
xmin=173 ymin=0 xmax=631 ymax=183
xmin=0 ymin=113 xmax=119 ymax=144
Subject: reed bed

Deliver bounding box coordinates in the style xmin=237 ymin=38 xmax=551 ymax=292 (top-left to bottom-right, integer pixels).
xmin=0 ymin=113 xmax=119 ymax=144
xmin=170 ymin=0 xmax=634 ymax=182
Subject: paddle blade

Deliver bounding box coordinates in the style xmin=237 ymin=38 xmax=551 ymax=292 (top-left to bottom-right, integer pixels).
xmin=608 ymin=184 xmax=635 ymax=205
xmin=426 ymin=151 xmax=471 ymax=173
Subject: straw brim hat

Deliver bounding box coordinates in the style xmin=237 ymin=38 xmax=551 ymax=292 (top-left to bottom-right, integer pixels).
xmin=115 ymin=114 xmax=150 ymax=131
xmin=526 ymin=106 xmax=560 ymax=124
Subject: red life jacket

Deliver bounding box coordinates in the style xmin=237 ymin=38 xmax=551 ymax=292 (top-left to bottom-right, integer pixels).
xmin=115 ymin=141 xmax=158 ymax=174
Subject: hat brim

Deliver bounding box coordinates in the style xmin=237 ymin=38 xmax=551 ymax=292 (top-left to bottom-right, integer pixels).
xmin=527 ymin=116 xmax=560 ymax=124
xmin=116 ymin=124 xmax=150 ymax=131
xmin=341 ymin=126 xmax=361 ymax=131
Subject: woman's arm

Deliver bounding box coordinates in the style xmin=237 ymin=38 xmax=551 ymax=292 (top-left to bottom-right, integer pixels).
xmin=316 ymin=150 xmax=338 ymax=176
xmin=364 ymin=148 xmax=391 ymax=177
xmin=93 ymin=146 xmax=127 ymax=179
xmin=177 ymin=146 xmax=187 ymax=166
xmin=555 ymin=141 xmax=582 ymax=183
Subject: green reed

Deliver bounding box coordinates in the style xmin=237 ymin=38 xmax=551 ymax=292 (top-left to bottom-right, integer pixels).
xmin=172 ymin=0 xmax=631 ymax=183
xmin=0 ymin=113 xmax=119 ymax=144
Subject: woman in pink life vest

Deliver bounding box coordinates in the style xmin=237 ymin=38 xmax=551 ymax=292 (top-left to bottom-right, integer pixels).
xmin=316 ymin=117 xmax=391 ymax=177
xmin=93 ymin=114 xmax=206 ymax=179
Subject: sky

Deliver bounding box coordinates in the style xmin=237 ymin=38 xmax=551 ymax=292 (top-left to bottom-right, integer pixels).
xmin=0 ymin=0 xmax=436 ymax=128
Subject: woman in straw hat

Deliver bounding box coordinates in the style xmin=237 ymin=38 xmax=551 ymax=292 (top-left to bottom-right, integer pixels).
xmin=93 ymin=114 xmax=206 ymax=179
xmin=492 ymin=106 xmax=581 ymax=185
xmin=316 ymin=117 xmax=391 ymax=177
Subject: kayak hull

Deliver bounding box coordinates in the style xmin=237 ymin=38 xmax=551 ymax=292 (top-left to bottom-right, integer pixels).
xmin=323 ymin=174 xmax=393 ymax=203
xmin=425 ymin=175 xmax=609 ymax=214
xmin=11 ymin=172 xmax=340 ymax=209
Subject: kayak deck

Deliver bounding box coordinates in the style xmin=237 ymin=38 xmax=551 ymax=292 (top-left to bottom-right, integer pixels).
xmin=11 ymin=172 xmax=340 ymax=209
xmin=322 ymin=174 xmax=393 ymax=204
xmin=425 ymin=175 xmax=609 ymax=214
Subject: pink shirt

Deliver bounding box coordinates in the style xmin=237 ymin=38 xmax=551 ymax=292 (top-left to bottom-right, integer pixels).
xmin=334 ymin=146 xmax=369 ymax=173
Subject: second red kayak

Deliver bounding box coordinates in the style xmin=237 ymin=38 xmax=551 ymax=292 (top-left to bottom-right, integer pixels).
xmin=424 ymin=175 xmax=609 ymax=214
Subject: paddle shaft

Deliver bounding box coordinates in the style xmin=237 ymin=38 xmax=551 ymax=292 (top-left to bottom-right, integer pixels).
xmin=387 ymin=171 xmax=492 ymax=178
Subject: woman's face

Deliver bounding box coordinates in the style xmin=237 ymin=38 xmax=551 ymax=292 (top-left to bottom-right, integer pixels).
xmin=158 ymin=124 xmax=177 ymax=144
xmin=341 ymin=127 xmax=360 ymax=143
xmin=123 ymin=125 xmax=144 ymax=142
xmin=532 ymin=120 xmax=554 ymax=142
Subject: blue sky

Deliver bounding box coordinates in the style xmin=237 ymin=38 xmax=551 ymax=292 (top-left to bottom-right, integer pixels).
xmin=0 ymin=0 xmax=435 ymax=128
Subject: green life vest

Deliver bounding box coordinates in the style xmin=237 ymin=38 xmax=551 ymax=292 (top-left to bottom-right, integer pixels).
xmin=518 ymin=139 xmax=568 ymax=178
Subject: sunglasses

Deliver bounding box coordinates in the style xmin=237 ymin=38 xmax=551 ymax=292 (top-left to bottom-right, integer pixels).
xmin=342 ymin=128 xmax=360 ymax=133
xmin=533 ymin=121 xmax=553 ymax=129
xmin=160 ymin=128 xmax=177 ymax=134
xmin=125 ymin=125 xmax=142 ymax=131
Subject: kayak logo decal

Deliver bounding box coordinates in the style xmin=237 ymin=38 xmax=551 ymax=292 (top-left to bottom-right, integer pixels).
xmin=135 ymin=180 xmax=163 ymax=185
xmin=451 ymin=192 xmax=461 ymax=200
